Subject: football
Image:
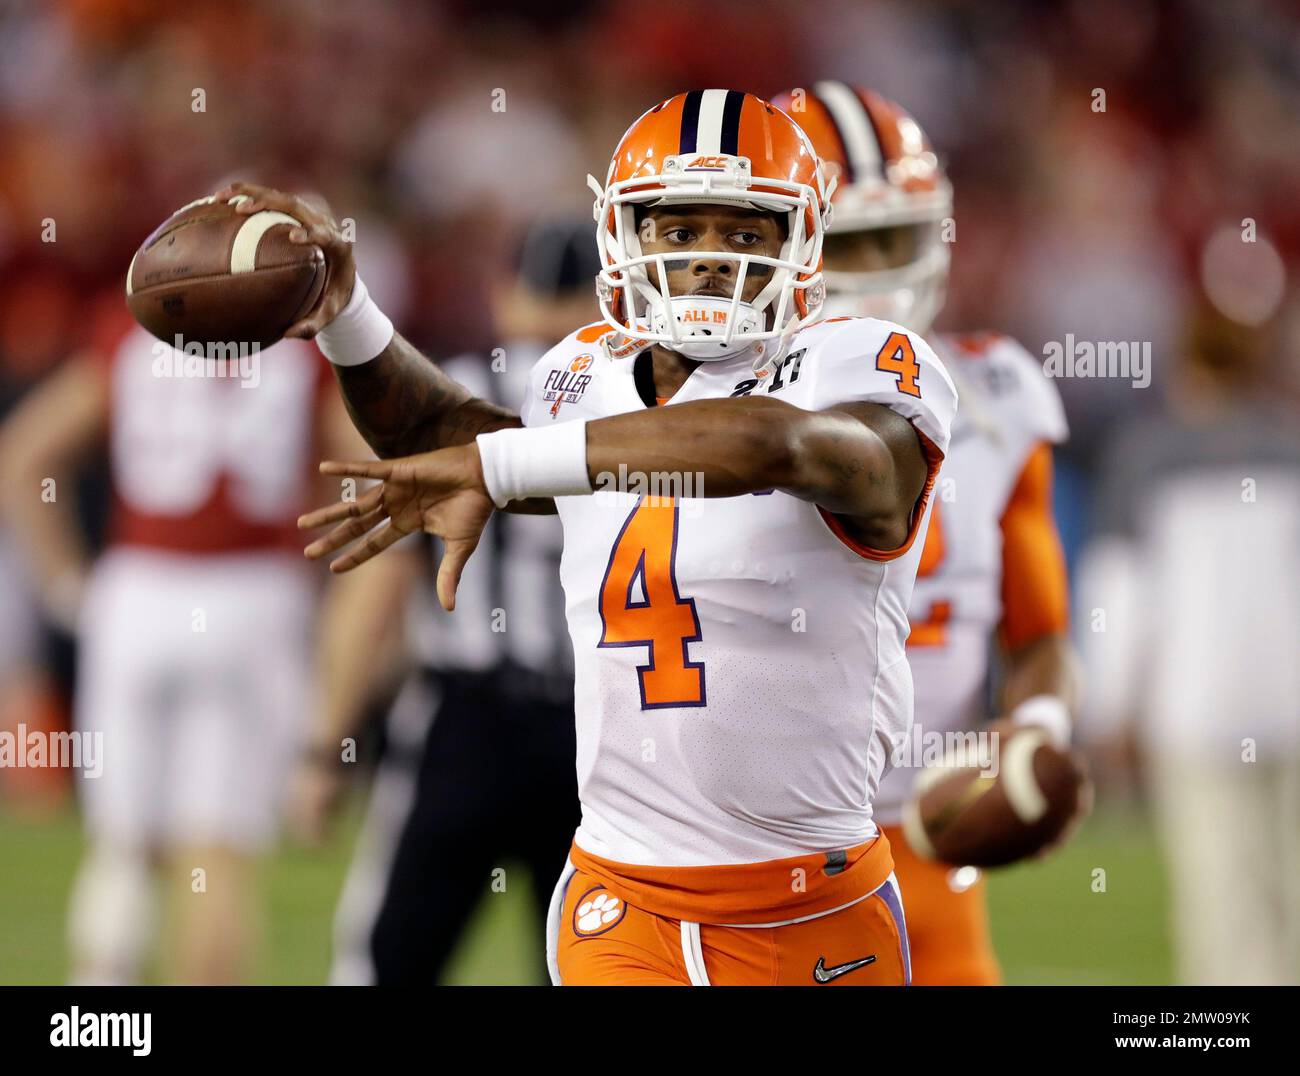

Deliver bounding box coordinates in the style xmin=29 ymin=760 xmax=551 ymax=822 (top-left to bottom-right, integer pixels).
xmin=902 ymin=722 xmax=1090 ymax=868
xmin=125 ymin=194 xmax=325 ymax=350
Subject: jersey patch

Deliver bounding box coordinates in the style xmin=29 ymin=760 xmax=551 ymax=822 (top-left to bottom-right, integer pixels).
xmin=542 ymin=352 xmax=596 ymax=417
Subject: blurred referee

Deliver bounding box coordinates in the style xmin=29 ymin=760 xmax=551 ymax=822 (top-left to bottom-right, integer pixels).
xmin=297 ymin=219 xmax=598 ymax=984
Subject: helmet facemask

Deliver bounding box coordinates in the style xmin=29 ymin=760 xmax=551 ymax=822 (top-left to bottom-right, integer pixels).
xmin=589 ymin=153 xmax=831 ymax=368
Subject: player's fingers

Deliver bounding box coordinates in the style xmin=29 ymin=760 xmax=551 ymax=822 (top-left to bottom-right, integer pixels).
xmin=435 ymin=533 xmax=482 ymax=612
xmin=318 ymin=458 xmax=393 ymax=480
xmin=213 ymin=180 xmax=269 ymax=205
xmin=288 ymin=223 xmax=336 ymax=250
xmin=285 ymin=218 xmax=347 ymax=254
xmin=217 ymin=182 xmax=328 ymax=228
xmin=297 ymin=482 xmax=383 ymax=530
xmin=216 ymin=180 xmax=276 ymax=199
xmin=328 ymin=520 xmax=405 ymax=573
xmin=303 ymin=503 xmax=387 ymax=560
xmin=219 ymin=185 xmax=282 ymax=215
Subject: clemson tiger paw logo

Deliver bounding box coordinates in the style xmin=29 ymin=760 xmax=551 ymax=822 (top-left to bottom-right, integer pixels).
xmin=572 ymin=887 xmax=626 ymax=937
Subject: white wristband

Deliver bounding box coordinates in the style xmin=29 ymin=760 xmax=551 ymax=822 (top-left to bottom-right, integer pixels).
xmin=475 ymin=422 xmax=592 ymax=508
xmin=1010 ymin=694 xmax=1073 ymax=750
xmin=315 ymin=274 xmax=394 ymax=366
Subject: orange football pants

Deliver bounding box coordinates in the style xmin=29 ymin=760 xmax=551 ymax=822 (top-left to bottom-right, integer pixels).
xmin=549 ymin=841 xmax=910 ymax=986
xmin=881 ymin=824 xmax=1001 ymax=985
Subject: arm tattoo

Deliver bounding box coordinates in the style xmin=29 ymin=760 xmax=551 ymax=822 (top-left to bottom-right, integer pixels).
xmin=333 ymin=332 xmax=522 ymax=458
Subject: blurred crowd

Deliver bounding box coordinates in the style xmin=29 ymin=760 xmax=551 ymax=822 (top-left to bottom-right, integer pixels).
xmin=2 ymin=0 xmax=1297 ymax=431
xmin=1 ymin=0 xmax=1298 ymax=982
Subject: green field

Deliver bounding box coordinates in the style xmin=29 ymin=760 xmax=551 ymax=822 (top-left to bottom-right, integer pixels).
xmin=0 ymin=800 xmax=1172 ymax=985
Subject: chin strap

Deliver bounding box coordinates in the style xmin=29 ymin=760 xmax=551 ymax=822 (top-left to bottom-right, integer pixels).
xmin=751 ymin=325 xmax=799 ymax=379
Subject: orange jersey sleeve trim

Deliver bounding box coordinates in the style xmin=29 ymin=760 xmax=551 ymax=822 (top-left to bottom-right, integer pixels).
xmin=817 ymin=428 xmax=944 ymax=562
xmin=999 ymin=441 xmax=1070 ymax=650
xmin=568 ymin=832 xmax=895 ymax=925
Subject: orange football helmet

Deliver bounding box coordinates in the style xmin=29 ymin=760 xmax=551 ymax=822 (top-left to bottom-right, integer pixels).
xmin=588 ymin=90 xmax=832 ymax=366
xmin=770 ymin=82 xmax=952 ymax=332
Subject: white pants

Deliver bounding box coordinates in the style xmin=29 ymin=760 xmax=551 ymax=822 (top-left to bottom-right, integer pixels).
xmin=74 ymin=548 xmax=313 ymax=852
xmin=1147 ymin=746 xmax=1300 ymax=985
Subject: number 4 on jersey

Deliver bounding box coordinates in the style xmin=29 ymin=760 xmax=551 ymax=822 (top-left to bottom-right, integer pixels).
xmin=598 ymin=497 xmax=706 ymax=709
xmin=876 ymin=331 xmax=923 ymax=398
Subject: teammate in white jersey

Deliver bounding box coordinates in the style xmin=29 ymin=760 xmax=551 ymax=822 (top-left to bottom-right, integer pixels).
xmin=217 ymin=89 xmax=957 ymax=986
xmin=772 ymin=82 xmax=1080 ymax=984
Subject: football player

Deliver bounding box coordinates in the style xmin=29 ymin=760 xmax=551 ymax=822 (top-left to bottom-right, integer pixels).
xmin=216 ymin=89 xmax=958 ymax=986
xmin=771 ymin=82 xmax=1079 ymax=985
xmin=0 ymin=293 xmax=366 ymax=984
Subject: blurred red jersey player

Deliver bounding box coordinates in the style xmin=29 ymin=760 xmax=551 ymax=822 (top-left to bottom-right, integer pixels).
xmin=0 ymin=291 xmax=362 ymax=984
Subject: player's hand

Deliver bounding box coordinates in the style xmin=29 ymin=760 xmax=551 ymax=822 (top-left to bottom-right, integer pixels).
xmin=298 ymin=442 xmax=495 ymax=611
xmin=212 ymin=180 xmax=356 ymax=339
xmin=988 ymin=716 xmax=1094 ymax=860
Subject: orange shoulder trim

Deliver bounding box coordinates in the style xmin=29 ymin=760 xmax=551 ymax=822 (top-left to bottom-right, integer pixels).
xmin=818 ymin=429 xmax=944 ymax=562
xmin=575 ymin=322 xmax=613 ymax=344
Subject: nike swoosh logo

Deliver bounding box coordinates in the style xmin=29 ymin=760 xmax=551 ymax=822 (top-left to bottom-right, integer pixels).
xmin=812 ymin=954 xmax=877 ymax=983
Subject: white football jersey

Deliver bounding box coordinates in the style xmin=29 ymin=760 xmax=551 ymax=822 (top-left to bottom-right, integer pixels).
xmin=874 ymin=332 xmax=1068 ymax=826
xmin=520 ymin=317 xmax=957 ymax=867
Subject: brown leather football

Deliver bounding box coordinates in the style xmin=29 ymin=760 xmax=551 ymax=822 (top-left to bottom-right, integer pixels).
xmin=902 ymin=722 xmax=1090 ymax=867
xmin=126 ymin=194 xmax=325 ymax=350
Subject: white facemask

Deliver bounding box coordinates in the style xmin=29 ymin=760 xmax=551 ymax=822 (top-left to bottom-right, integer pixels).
xmin=590 ymin=153 xmax=831 ymax=366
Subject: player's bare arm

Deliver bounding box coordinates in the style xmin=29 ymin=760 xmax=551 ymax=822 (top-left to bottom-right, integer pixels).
xmin=997 ymin=442 xmax=1081 ymax=726
xmin=0 ymin=352 xmax=109 ymax=628
xmin=1002 ymin=633 xmax=1078 ymax=715
xmin=582 ymin=394 xmax=927 ymax=547
xmin=214 ymin=182 xmax=523 ymax=458
xmin=333 ymin=334 xmax=521 ymax=456
xmin=299 ymin=390 xmax=926 ymax=603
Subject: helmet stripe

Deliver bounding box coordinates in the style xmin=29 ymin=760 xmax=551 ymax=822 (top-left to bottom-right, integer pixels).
xmin=678 ymin=89 xmax=704 ymax=154
xmin=693 ymin=88 xmax=731 ymax=154
xmin=678 ymin=89 xmax=746 ymax=156
xmin=719 ymin=90 xmax=745 ymax=155
xmin=813 ymin=80 xmax=883 ymax=183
